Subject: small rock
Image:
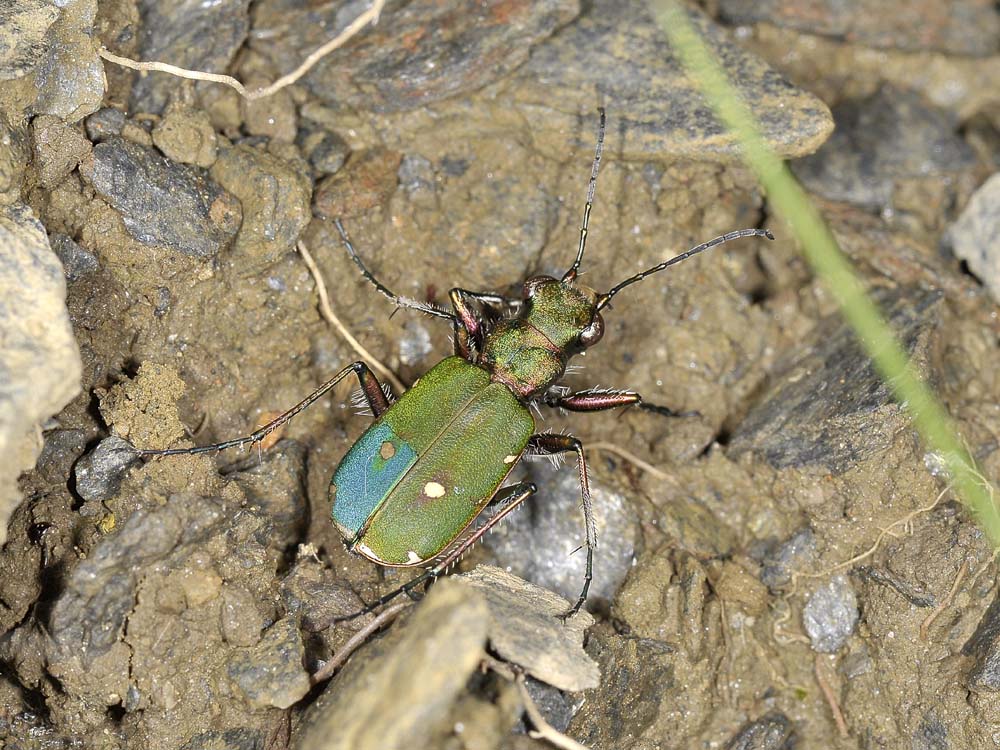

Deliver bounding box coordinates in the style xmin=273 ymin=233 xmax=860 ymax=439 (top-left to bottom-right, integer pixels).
xmin=792 ymin=85 xmax=976 ymax=209
xmin=73 ymin=436 xmax=140 ymax=502
xmin=130 ymin=0 xmax=250 ymax=114
xmin=252 ymin=0 xmax=580 ymax=113
xmin=0 ymin=113 xmax=30 ymax=204
xmin=946 ymin=173 xmax=1000 ymax=304
xmin=220 ymin=586 xmax=266 ymax=647
xmin=724 ymin=712 xmax=795 ymax=750
xmin=84 ymin=107 xmax=126 ymax=143
xmin=313 ymin=148 xmax=403 ymax=220
xmin=758 ymin=527 xmax=816 ymax=589
xmin=298 ymin=126 xmax=349 ymax=176
xmin=231 ymin=439 xmax=308 ymax=549
xmin=50 ymin=233 xmax=98 ymax=280
xmin=228 ymin=617 xmax=310 ymax=709
xmin=152 ymin=106 xmax=219 ymax=168
xmin=712 ymin=560 xmax=769 ymax=616
xmin=0 ymin=203 xmax=82 ymax=546
xmin=0 ymin=0 xmax=59 ymax=80
xmin=280 ymin=559 xmax=364 ymax=634
xmin=802 ymin=575 xmax=859 ymax=653
xmin=81 ymin=136 xmax=242 ymax=258
xmin=483 ymin=461 xmax=637 ymax=608
xmin=719 ymin=0 xmax=999 ymax=57
xmin=728 ymin=287 xmax=941 ymax=474
xmin=458 ymin=566 xmax=599 ymax=692
xmin=295 ymin=579 xmax=488 ymax=750
xmin=962 ymin=592 xmax=1000 ymax=691
xmin=209 ymin=143 xmax=311 ymax=265
xmin=36 ymin=428 xmax=88 ymax=484
xmin=31 ymin=114 xmax=92 ymax=189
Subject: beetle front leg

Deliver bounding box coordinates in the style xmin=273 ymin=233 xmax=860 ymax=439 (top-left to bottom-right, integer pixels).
xmin=448 ymin=288 xmax=520 ymax=359
xmin=527 ymin=432 xmax=596 ymax=619
xmin=545 ymin=389 xmax=696 ymax=418
xmin=137 ymin=361 xmax=390 ymax=457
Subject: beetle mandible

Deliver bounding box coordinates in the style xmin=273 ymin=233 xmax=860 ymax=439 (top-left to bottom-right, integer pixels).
xmin=139 ymin=109 xmax=773 ymax=620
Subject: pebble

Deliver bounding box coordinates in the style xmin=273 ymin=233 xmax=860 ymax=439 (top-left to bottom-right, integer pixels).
xmin=151 ymin=106 xmax=219 ymax=168
xmin=50 ymin=233 xmax=98 ymax=280
xmin=80 ymin=136 xmax=242 ymax=258
xmin=802 ymin=574 xmax=859 ymax=653
xmin=0 ymin=113 xmax=30 ymax=204
xmin=723 ymin=711 xmax=795 ymax=750
xmin=84 ymin=108 xmax=126 ymax=143
xmin=962 ymin=594 xmax=1000 ymax=691
xmin=31 ymin=114 xmax=92 ymax=189
xmin=946 ymin=173 xmax=1000 ymax=305
xmin=228 ymin=616 xmax=310 ymax=709
xmin=73 ymin=436 xmax=140 ymax=503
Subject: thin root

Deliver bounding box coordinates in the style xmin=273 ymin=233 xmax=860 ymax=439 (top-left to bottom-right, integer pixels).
xmin=298 ymin=240 xmax=405 ymax=394
xmin=814 ymin=654 xmax=849 ymax=738
xmin=919 ymin=560 xmax=969 ymax=641
xmin=97 ymin=0 xmax=385 ymax=100
xmin=587 ymin=441 xmax=676 ymax=484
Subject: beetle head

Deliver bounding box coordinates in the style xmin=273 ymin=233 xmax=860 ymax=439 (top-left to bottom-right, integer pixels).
xmin=522 ymin=274 xmax=604 ymax=351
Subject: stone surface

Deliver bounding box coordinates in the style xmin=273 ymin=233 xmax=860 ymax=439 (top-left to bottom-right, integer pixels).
xmin=946 ymin=173 xmax=1000 ymax=304
xmin=504 ymin=1 xmax=833 ymax=161
xmin=459 ymin=566 xmax=599 ymax=692
xmin=0 ymin=112 xmax=30 ymax=204
xmin=73 ymin=436 xmax=140 ymax=502
xmin=757 ymin=527 xmax=816 ymax=590
xmin=252 ymin=0 xmax=580 ymax=113
xmin=0 ymin=0 xmax=104 ymax=122
xmin=294 ymin=579 xmax=488 ymax=750
xmin=230 ymin=439 xmax=308 ymax=549
xmin=312 ymin=148 xmax=402 ymax=220
xmin=50 ymin=233 xmax=99 ymax=280
xmin=298 ymin=124 xmax=349 ymax=176
xmin=209 ymin=143 xmax=311 ymax=265
xmin=719 ymin=0 xmax=999 ymax=57
xmin=227 ymin=616 xmax=310 ymax=709
xmin=963 ymin=593 xmax=1000 ymax=691
xmin=792 ymin=86 xmax=976 ymax=209
xmin=724 ymin=712 xmax=795 ymax=750
xmin=0 ymin=203 xmax=81 ymax=546
xmin=80 ymin=136 xmax=242 ymax=258
xmin=84 ymin=107 xmax=126 ymax=143
xmin=130 ymin=0 xmax=251 ymax=114
xmin=728 ymin=287 xmax=941 ymax=473
xmin=483 ymin=461 xmax=637 ymax=608
xmin=31 ymin=114 xmax=92 ymax=189
xmin=802 ymin=575 xmax=859 ymax=653
xmin=151 ymin=106 xmax=219 ymax=168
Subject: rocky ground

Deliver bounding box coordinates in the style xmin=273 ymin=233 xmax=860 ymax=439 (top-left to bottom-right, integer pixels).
xmin=2 ymin=0 xmax=1000 ymax=748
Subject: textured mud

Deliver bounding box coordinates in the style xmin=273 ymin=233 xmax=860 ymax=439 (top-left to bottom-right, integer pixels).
xmin=3 ymin=1 xmax=1000 ymax=749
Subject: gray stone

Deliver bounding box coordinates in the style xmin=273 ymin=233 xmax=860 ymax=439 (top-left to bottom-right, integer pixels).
xmin=0 ymin=112 xmax=30 ymax=204
xmin=946 ymin=173 xmax=1000 ymax=305
xmin=50 ymin=233 xmax=98 ymax=280
xmin=719 ymin=0 xmax=999 ymax=57
xmin=36 ymin=428 xmax=88 ymax=484
xmin=728 ymin=287 xmax=941 ymax=473
xmin=793 ymin=86 xmax=976 ymax=209
xmin=81 ymin=136 xmax=242 ymax=257
xmin=228 ymin=616 xmax=310 ymax=709
xmin=298 ymin=126 xmax=349 ymax=176
xmin=458 ymin=566 xmax=599 ymax=692
xmin=130 ymin=0 xmax=250 ymax=114
xmin=73 ymin=436 xmax=140 ymax=502
xmin=483 ymin=461 xmax=637 ymax=608
xmin=252 ymin=0 xmax=579 ymax=113
xmin=0 ymin=203 xmax=81 ymax=546
xmin=758 ymin=527 xmax=816 ymax=590
xmin=963 ymin=592 xmax=1000 ymax=691
xmin=506 ymin=1 xmax=832 ymax=161
xmin=84 ymin=108 xmax=126 ymax=143
xmin=517 ymin=677 xmax=576 ymax=734
xmin=0 ymin=0 xmax=59 ymax=80
xmin=230 ymin=439 xmax=308 ymax=549
xmin=294 ymin=579 xmax=488 ymax=750
xmin=802 ymin=575 xmax=859 ymax=653
xmin=724 ymin=711 xmax=795 ymax=750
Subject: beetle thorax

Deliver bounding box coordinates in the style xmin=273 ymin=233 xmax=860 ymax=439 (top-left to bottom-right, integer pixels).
xmin=480 ymin=278 xmax=602 ymax=400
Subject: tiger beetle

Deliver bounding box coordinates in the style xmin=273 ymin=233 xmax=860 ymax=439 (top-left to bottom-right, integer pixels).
xmin=138 ymin=110 xmax=773 ymax=621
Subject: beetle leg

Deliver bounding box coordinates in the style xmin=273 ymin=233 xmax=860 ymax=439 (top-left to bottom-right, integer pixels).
xmin=136 ymin=362 xmax=390 ymax=457
xmin=332 ymin=482 xmax=538 ymax=623
xmin=544 ymin=389 xmax=698 ymax=418
xmin=448 ymin=288 xmax=520 ymax=359
xmin=527 ymin=433 xmax=595 ymax=619
xmin=334 ymin=219 xmax=456 ymax=322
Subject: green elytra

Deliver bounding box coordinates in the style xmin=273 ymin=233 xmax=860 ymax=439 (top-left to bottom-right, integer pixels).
xmin=138 ymin=110 xmax=773 ymax=620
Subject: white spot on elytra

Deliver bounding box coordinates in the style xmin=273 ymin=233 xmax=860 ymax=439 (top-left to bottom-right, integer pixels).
xmin=423 ymin=481 xmax=446 ymax=498
xmin=407 ymin=550 xmax=421 ymax=563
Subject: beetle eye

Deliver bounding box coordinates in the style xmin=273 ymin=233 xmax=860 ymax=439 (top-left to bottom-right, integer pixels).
xmin=580 ymin=313 xmax=604 ymax=347
xmin=522 ymin=276 xmax=550 ymax=299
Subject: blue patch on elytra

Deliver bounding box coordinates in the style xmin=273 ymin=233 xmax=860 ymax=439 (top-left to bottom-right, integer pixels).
xmin=331 ymin=421 xmax=416 ymax=536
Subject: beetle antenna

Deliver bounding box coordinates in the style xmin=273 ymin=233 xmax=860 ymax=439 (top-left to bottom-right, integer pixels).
xmin=562 ymin=107 xmax=606 ymax=284
xmin=596 ymin=228 xmax=774 ymax=310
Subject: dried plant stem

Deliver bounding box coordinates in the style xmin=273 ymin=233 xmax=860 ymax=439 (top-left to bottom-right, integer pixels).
xmin=97 ymin=0 xmax=385 ymax=100
xmin=920 ymin=560 xmax=969 ymax=640
xmin=814 ymin=654 xmax=849 ymax=738
xmin=298 ymin=240 xmax=406 ymax=395
xmin=587 ymin=441 xmax=675 ymax=483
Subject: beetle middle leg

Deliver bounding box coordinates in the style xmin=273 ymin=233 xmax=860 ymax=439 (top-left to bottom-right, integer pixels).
xmin=544 ymin=388 xmax=697 ymax=418
xmin=136 ymin=361 xmax=390 ymax=457
xmin=332 ymin=482 xmax=539 ymax=623
xmin=526 ymin=432 xmax=596 ymax=619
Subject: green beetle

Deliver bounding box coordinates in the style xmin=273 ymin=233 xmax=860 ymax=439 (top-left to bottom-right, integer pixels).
xmin=139 ymin=110 xmax=772 ymax=619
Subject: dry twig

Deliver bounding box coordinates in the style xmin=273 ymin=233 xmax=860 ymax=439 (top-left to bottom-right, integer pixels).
xmin=920 ymin=560 xmax=969 ymax=641
xmin=814 ymin=654 xmax=849 ymax=738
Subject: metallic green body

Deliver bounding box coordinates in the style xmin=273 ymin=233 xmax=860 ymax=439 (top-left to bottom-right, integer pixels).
xmin=330 ymin=356 xmax=535 ymax=566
